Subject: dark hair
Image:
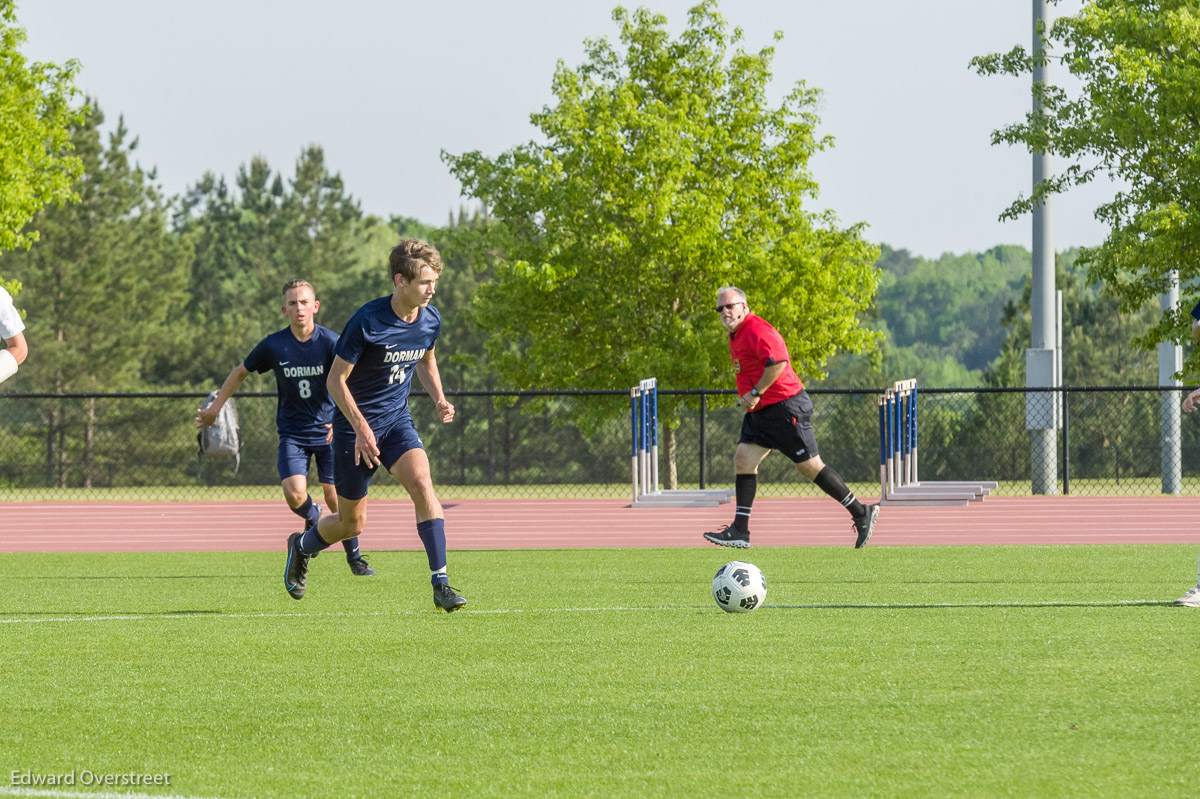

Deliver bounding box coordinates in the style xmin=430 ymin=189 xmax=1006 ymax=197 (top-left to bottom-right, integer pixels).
xmin=389 ymin=238 xmax=444 ymax=281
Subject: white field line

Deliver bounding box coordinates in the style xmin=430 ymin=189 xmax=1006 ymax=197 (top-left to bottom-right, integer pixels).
xmin=0 ymin=786 xmax=237 ymax=799
xmin=0 ymin=599 xmax=1170 ymax=626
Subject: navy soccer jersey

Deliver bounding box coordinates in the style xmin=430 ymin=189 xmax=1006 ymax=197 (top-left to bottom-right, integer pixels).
xmin=243 ymin=325 xmax=339 ymax=446
xmin=334 ymin=296 xmax=441 ymax=435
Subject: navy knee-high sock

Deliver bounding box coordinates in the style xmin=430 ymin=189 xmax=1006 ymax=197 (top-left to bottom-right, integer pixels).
xmin=342 ymin=536 xmax=361 ymax=559
xmin=417 ymin=519 xmax=448 ymax=586
xmin=290 ymin=497 xmax=314 ymax=526
xmin=297 ymin=521 xmax=334 ymax=556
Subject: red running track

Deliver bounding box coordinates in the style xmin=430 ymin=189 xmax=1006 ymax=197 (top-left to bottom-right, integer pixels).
xmin=0 ymin=496 xmax=1196 ymax=553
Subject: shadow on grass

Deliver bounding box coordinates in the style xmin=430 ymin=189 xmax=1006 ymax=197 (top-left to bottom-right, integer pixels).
xmin=764 ymin=600 xmax=1173 ymax=610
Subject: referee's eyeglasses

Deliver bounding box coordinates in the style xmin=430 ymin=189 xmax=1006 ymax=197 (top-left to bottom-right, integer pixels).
xmin=715 ymin=301 xmax=744 ymax=312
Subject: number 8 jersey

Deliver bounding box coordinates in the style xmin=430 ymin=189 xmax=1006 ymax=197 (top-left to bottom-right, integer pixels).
xmin=333 ymin=295 xmax=441 ymax=435
xmin=244 ymin=325 xmax=339 ymax=447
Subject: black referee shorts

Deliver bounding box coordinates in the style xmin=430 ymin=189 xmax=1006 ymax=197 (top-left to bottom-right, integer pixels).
xmin=739 ymin=390 xmax=820 ymax=464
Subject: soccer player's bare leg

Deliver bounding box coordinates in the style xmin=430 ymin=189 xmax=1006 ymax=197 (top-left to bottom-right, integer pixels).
xmin=311 ymin=495 xmax=367 ymax=545
xmin=315 ymin=479 xmax=365 ymax=566
xmin=320 ymin=482 xmax=339 ymax=515
xmin=281 ymin=474 xmax=311 ymax=515
xmin=388 ymin=448 xmax=442 ymax=522
xmin=286 ymin=495 xmax=369 ymax=598
xmin=284 ymin=474 xmax=363 ymax=564
xmin=282 ymin=474 xmax=324 ymax=532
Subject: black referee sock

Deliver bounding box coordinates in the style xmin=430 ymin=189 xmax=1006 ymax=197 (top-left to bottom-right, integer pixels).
xmin=813 ymin=465 xmax=865 ymax=518
xmin=733 ymin=473 xmax=756 ymax=533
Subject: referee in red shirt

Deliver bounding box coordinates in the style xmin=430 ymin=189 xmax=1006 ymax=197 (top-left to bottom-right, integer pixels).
xmin=703 ymin=286 xmax=879 ymax=549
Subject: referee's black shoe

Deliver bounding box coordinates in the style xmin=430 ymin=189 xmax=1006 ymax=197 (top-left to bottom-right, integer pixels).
xmin=433 ymin=583 xmax=467 ymax=612
xmin=853 ymin=505 xmax=879 ymax=549
xmin=703 ymin=525 xmax=750 ymax=549
xmin=284 ymin=532 xmax=310 ymax=600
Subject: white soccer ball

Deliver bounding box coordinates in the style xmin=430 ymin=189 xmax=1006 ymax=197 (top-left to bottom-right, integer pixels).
xmin=712 ymin=561 xmax=767 ymax=613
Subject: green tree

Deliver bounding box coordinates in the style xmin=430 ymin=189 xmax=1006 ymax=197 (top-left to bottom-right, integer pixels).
xmin=971 ymin=0 xmax=1200 ymax=371
xmin=816 ymin=244 xmax=1031 ymax=389
xmin=0 ymin=101 xmax=193 ymax=485
xmin=0 ymin=0 xmax=86 ymax=258
xmin=170 ymin=147 xmax=386 ymax=386
xmin=442 ymin=2 xmax=879 ymax=461
xmin=985 ymin=256 xmax=1158 ymax=387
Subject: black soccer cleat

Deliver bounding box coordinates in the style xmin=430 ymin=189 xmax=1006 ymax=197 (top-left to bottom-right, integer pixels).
xmin=347 ymin=556 xmax=375 ymax=577
xmin=433 ymin=583 xmax=467 ymax=613
xmin=703 ymin=525 xmax=750 ymax=549
xmin=284 ymin=532 xmax=310 ymax=600
xmin=853 ymin=504 xmax=879 ymax=549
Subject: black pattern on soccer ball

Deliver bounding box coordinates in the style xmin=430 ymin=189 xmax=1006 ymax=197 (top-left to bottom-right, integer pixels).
xmin=731 ymin=568 xmax=751 ymax=587
xmin=714 ymin=586 xmax=732 ymax=606
xmin=739 ymin=595 xmax=759 ymax=610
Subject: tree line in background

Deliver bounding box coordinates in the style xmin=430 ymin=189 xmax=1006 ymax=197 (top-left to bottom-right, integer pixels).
xmin=0 ymin=97 xmax=1163 ymax=400
xmin=1 ymin=0 xmax=1186 ymax=494
xmin=0 ymin=0 xmax=1180 ymax=405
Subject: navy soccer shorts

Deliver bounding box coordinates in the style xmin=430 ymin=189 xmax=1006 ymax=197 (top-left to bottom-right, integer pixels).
xmin=332 ymin=419 xmax=425 ymax=500
xmin=276 ymin=438 xmax=335 ymax=483
xmin=739 ymin=390 xmax=821 ymax=464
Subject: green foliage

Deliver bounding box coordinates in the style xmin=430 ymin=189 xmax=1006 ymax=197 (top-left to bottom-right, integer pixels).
xmin=168 ymin=147 xmax=389 ymax=387
xmin=0 ymin=275 xmax=20 ymax=309
xmin=0 ymin=0 xmax=86 ymax=257
xmin=817 ymin=245 xmax=1031 ymax=388
xmin=972 ymin=0 xmax=1200 ymax=372
xmin=877 ymin=245 xmax=1030 ymax=370
xmin=0 ymin=102 xmax=192 ymax=392
xmin=427 ymin=208 xmax=498 ymax=391
xmin=0 ymin=102 xmax=193 ymax=487
xmin=442 ymin=1 xmax=879 ymax=419
xmin=985 ymin=253 xmax=1158 ymax=387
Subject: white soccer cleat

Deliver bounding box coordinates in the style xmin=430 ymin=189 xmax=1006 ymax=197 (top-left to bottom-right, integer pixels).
xmin=1173 ymin=586 xmax=1200 ymax=607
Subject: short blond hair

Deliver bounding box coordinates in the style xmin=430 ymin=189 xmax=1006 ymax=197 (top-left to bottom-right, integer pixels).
xmin=282 ymin=279 xmax=315 ymax=298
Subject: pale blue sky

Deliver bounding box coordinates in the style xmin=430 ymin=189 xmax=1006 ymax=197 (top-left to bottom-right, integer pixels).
xmin=19 ymin=0 xmax=1106 ymax=258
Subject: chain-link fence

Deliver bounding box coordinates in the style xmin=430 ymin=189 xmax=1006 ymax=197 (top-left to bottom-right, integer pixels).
xmin=0 ymin=386 xmax=1197 ymax=500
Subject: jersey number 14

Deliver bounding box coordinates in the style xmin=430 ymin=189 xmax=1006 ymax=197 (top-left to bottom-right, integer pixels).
xmin=388 ymin=364 xmax=410 ymax=385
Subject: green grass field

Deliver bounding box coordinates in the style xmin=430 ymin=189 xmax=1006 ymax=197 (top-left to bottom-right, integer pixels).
xmin=2 ymin=545 xmax=1198 ymax=798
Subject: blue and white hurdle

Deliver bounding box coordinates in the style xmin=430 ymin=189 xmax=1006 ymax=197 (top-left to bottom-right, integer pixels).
xmin=879 ymin=378 xmax=997 ymax=506
xmin=631 ymin=377 xmax=733 ymax=508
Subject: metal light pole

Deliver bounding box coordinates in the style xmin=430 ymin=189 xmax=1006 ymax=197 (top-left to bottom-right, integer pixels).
xmin=1160 ymin=272 xmax=1182 ymax=494
xmin=1027 ymin=0 xmax=1059 ymax=494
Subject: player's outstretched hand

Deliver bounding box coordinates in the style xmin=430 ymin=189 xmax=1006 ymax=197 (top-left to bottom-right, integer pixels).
xmin=355 ymin=428 xmax=381 ymax=467
xmin=195 ymin=407 xmax=217 ymax=428
xmin=1184 ymin=388 xmax=1200 ymax=413
xmin=436 ymin=399 xmax=455 ymax=423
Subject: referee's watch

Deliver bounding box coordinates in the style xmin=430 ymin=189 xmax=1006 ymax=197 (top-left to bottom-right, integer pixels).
xmin=750 ymin=387 xmax=760 ymax=398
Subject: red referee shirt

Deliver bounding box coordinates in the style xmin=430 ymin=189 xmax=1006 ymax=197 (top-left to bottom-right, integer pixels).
xmin=729 ymin=313 xmax=803 ymax=409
